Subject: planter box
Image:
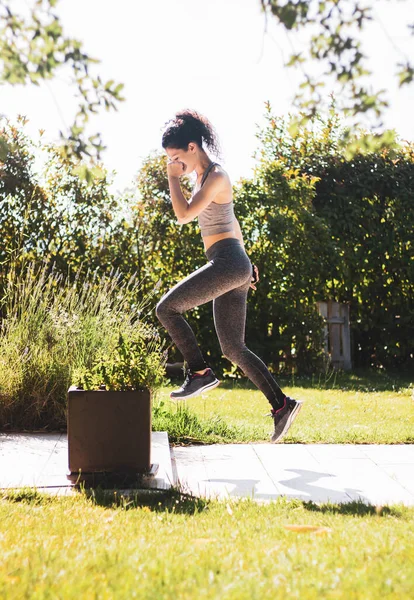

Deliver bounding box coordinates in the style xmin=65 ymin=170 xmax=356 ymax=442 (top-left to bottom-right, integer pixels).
xmin=67 ymin=385 xmax=156 ymax=486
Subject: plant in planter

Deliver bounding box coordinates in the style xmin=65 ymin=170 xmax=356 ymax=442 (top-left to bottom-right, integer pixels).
xmin=67 ymin=326 xmax=167 ymax=486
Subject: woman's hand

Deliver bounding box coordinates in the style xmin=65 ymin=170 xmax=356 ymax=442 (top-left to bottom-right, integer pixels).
xmin=167 ymin=160 xmax=185 ymax=178
xmin=250 ymin=264 xmax=259 ymax=290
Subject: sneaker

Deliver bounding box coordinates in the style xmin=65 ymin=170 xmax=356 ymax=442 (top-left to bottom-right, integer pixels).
xmin=170 ymin=368 xmax=220 ymax=400
xmin=270 ymin=396 xmax=302 ymax=443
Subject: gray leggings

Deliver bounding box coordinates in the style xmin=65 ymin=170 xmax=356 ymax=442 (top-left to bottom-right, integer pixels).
xmin=156 ymin=238 xmax=285 ymax=409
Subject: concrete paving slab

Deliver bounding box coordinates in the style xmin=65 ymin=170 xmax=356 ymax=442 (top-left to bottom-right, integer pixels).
xmin=145 ymin=431 xmax=174 ymax=490
xmin=172 ymin=443 xmax=414 ymax=506
xmin=311 ymin=457 xmax=414 ymax=506
xmin=306 ymin=444 xmax=369 ymax=461
xmin=253 ymin=444 xmax=352 ymax=504
xmin=359 ymin=444 xmax=414 ymax=465
xmin=303 ymin=444 xmax=414 ymax=505
xmin=202 ymin=444 xmax=279 ymax=501
xmin=174 ymin=444 xmax=278 ymax=501
xmin=253 ymin=443 xmax=321 ymax=469
xmin=0 ymin=433 xmax=64 ymax=488
xmin=173 ymin=445 xmax=213 ymax=497
xmin=0 ymin=432 xmax=172 ymax=493
xmin=375 ymin=464 xmax=414 ymax=497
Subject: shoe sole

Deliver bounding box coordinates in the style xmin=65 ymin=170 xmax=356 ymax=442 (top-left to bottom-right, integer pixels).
xmin=170 ymin=378 xmax=221 ymax=400
xmin=271 ymin=401 xmax=303 ymax=443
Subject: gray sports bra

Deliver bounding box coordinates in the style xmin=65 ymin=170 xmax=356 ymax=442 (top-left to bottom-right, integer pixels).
xmin=195 ymin=162 xmax=235 ymax=238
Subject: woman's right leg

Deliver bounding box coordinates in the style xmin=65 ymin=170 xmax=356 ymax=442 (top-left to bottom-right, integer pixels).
xmin=213 ymin=276 xmax=303 ymax=443
xmin=213 ymin=279 xmax=286 ymax=411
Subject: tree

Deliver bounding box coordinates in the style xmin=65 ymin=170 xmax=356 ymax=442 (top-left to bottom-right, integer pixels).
xmin=260 ymin=0 xmax=414 ymax=150
xmin=256 ymin=101 xmax=414 ymax=369
xmin=0 ymin=0 xmax=125 ymax=176
xmin=0 ymin=115 xmax=123 ymax=296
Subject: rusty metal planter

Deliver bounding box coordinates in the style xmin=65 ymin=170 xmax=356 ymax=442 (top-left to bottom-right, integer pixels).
xmin=67 ymin=385 xmax=155 ymax=486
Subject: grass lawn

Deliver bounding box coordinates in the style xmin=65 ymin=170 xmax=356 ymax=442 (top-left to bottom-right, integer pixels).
xmin=152 ymin=371 xmax=414 ymax=445
xmin=1 ymin=371 xmax=413 ymax=598
xmin=1 ymin=488 xmax=413 ymax=599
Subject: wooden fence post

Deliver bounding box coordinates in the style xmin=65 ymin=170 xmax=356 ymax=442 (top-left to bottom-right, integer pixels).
xmin=316 ymin=300 xmax=352 ymax=370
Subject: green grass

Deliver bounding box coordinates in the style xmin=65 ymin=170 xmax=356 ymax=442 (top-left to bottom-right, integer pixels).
xmin=1 ymin=487 xmax=413 ymax=599
xmin=153 ymin=373 xmax=414 ymax=444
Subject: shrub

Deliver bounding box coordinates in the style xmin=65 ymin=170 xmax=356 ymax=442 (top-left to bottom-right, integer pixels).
xmin=0 ymin=257 xmax=166 ymax=430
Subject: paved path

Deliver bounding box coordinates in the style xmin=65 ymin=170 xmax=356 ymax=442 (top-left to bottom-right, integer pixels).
xmin=0 ymin=432 xmax=173 ymax=495
xmin=1 ymin=433 xmax=413 ymax=505
xmin=173 ymin=443 xmax=414 ymax=505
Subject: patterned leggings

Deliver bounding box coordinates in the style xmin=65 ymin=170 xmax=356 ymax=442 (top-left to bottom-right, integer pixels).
xmin=156 ymin=238 xmax=285 ymax=410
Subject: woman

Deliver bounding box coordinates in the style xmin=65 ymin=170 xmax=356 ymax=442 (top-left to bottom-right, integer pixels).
xmin=156 ymin=109 xmax=302 ymax=443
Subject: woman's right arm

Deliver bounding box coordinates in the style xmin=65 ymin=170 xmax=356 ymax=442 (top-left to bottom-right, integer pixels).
xmin=233 ymin=217 xmax=259 ymax=289
xmin=167 ymin=166 xmax=222 ymax=224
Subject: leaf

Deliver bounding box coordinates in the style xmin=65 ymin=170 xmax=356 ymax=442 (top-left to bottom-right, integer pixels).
xmin=286 ymin=53 xmax=305 ymax=67
xmin=0 ymin=136 xmax=9 ymax=161
xmin=104 ymin=79 xmax=115 ymax=91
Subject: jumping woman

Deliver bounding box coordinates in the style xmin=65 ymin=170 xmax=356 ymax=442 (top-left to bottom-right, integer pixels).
xmin=156 ymin=109 xmax=302 ymax=443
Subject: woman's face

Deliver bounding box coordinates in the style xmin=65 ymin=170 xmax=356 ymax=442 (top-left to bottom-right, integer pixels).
xmin=166 ymin=144 xmax=196 ymax=175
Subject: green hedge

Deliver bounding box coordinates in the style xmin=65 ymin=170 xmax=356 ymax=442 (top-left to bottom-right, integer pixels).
xmin=1 ymin=109 xmax=413 ymax=376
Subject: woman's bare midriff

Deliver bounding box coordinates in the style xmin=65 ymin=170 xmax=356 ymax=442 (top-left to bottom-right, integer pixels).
xmin=203 ymin=230 xmax=237 ymax=252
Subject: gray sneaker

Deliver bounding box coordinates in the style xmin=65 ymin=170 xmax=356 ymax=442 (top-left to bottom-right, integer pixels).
xmin=170 ymin=368 xmax=220 ymax=400
xmin=270 ymin=397 xmax=302 ymax=443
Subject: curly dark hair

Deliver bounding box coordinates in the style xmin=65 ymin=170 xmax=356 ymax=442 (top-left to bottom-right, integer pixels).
xmin=161 ymin=109 xmax=223 ymax=160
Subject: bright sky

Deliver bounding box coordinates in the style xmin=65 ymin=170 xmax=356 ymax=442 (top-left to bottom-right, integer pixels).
xmin=1 ymin=0 xmax=414 ymax=196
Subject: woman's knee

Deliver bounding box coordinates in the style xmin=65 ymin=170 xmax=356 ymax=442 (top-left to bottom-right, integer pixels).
xmin=155 ymin=296 xmax=180 ymax=322
xmin=155 ymin=298 xmax=170 ymax=322
xmin=221 ymin=344 xmax=245 ymax=364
